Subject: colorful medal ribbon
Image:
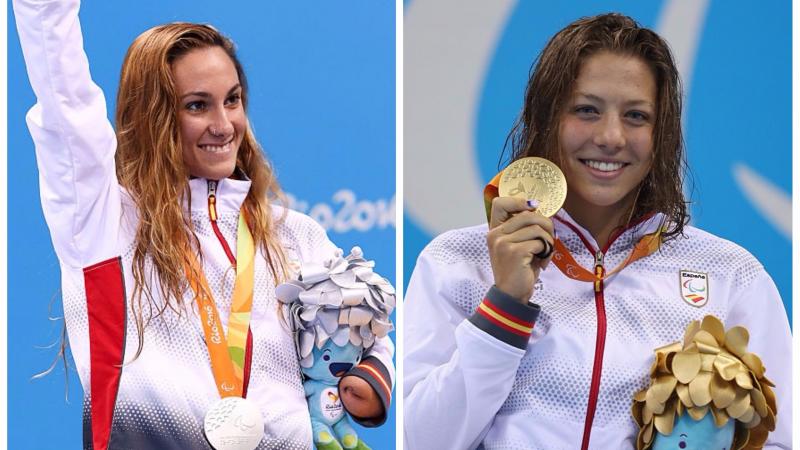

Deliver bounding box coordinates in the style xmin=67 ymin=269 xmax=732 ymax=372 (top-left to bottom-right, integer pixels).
xmin=185 ymin=211 xmax=255 ymax=398
xmin=549 ymin=226 xmax=663 ymax=283
xmin=483 ymin=171 xmax=502 ymax=223
xmin=484 ymin=173 xmax=663 ymax=288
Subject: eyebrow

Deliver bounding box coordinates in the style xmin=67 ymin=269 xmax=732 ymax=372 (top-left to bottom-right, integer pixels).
xmin=680 ymin=434 xmax=687 ymax=437
xmin=180 ymin=83 xmax=242 ymax=100
xmin=575 ymin=92 xmax=654 ymax=108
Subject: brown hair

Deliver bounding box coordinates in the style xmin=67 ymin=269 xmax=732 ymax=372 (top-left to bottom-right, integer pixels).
xmin=115 ymin=23 xmax=287 ymax=359
xmin=506 ymin=13 xmax=690 ymax=239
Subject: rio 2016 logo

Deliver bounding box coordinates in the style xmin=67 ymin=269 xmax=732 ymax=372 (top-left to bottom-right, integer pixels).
xmin=286 ymin=190 xmax=395 ymax=233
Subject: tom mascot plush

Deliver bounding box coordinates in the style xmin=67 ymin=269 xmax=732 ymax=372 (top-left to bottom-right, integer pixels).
xmin=632 ymin=315 xmax=777 ymax=449
xmin=277 ymin=247 xmax=395 ymax=450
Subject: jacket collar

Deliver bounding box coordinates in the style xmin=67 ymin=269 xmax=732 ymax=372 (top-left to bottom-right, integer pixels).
xmin=187 ymin=177 xmax=251 ymax=216
xmin=553 ymin=209 xmax=666 ymax=255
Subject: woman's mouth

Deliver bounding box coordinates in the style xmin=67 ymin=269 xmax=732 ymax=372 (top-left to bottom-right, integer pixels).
xmin=580 ymin=159 xmax=627 ymax=172
xmin=198 ymin=142 xmax=233 ymax=154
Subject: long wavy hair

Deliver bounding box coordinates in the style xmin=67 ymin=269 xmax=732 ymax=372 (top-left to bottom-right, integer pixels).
xmin=115 ymin=23 xmax=287 ymax=359
xmin=506 ymin=13 xmax=690 ymax=239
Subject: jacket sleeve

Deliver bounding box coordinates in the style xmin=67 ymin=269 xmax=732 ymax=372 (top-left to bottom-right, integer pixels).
xmin=726 ymin=269 xmax=792 ymax=449
xmin=346 ymin=335 xmax=395 ymax=427
xmin=403 ymin=246 xmax=540 ymax=450
xmin=13 ymin=0 xmax=120 ymax=269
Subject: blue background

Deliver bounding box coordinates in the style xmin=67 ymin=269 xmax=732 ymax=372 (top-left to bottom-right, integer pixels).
xmin=8 ymin=1 xmax=395 ymax=448
xmin=404 ymin=1 xmax=791 ymax=322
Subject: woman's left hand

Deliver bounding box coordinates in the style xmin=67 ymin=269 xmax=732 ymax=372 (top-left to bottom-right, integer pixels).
xmin=339 ymin=375 xmax=383 ymax=419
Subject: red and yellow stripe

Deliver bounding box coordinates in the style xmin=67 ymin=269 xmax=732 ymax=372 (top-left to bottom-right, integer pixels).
xmin=357 ymin=360 xmax=392 ymax=404
xmin=477 ymin=299 xmax=534 ymax=337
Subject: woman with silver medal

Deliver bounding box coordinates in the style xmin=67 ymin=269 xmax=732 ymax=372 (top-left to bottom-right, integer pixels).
xmin=12 ymin=0 xmax=394 ymax=449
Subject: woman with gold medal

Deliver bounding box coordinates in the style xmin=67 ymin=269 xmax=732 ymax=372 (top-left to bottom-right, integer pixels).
xmin=403 ymin=13 xmax=791 ymax=449
xmin=12 ymin=0 xmax=394 ymax=448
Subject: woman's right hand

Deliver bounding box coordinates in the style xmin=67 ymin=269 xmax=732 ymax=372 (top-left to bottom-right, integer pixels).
xmin=487 ymin=197 xmax=554 ymax=303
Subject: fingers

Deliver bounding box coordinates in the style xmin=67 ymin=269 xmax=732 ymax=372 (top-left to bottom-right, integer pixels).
xmin=494 ymin=217 xmax=554 ymax=244
xmin=490 ymin=234 xmax=551 ymax=266
xmin=532 ymin=237 xmax=553 ymax=259
xmin=489 ymin=197 xmax=536 ymax=228
xmin=487 ymin=196 xmax=556 ymax=301
xmin=490 ymin=197 xmax=554 ymax=235
xmin=488 ymin=198 xmax=555 ymax=254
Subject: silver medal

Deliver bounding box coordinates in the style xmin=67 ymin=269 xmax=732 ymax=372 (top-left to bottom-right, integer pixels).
xmin=204 ymin=397 xmax=264 ymax=450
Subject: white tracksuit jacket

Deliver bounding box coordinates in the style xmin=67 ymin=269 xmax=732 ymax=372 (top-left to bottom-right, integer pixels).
xmin=13 ymin=1 xmax=394 ymax=449
xmin=404 ymin=211 xmax=791 ymax=449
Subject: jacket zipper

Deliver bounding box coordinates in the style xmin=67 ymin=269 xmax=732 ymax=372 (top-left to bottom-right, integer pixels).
xmin=554 ymin=217 xmax=628 ymax=450
xmin=207 ymin=181 xmax=236 ymax=265
xmin=581 ymin=249 xmax=606 ymax=450
xmin=207 ymin=180 xmax=254 ymax=398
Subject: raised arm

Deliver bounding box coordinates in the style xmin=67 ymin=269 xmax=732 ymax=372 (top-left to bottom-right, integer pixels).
xmin=13 ymin=0 xmax=120 ymax=268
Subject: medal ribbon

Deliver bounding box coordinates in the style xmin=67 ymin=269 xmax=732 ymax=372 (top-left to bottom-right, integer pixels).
xmin=484 ymin=173 xmax=663 ymax=289
xmin=185 ymin=211 xmax=255 ymax=398
xmin=549 ymin=227 xmax=663 ymax=283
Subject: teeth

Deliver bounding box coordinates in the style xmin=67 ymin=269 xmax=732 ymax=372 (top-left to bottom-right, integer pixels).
xmin=200 ymin=143 xmax=231 ymax=153
xmin=583 ymin=160 xmax=624 ymax=172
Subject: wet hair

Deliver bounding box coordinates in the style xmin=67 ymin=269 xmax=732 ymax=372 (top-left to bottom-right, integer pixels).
xmin=506 ymin=13 xmax=690 ymax=239
xmin=114 ymin=23 xmax=287 ymax=360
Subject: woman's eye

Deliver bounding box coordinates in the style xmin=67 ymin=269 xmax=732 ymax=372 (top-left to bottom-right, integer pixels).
xmin=185 ymin=101 xmax=206 ymax=112
xmin=626 ymin=110 xmax=649 ymax=122
xmin=575 ymin=105 xmax=597 ymax=114
xmin=225 ymin=94 xmax=241 ymax=106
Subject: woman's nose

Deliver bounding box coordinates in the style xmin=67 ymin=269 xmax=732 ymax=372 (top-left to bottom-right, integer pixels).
xmin=208 ymin=110 xmax=235 ymax=138
xmin=593 ymin=115 xmax=625 ymax=150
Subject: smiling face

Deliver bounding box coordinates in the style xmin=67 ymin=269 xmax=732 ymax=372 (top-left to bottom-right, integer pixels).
xmin=559 ymin=51 xmax=657 ymax=222
xmin=172 ymin=46 xmax=245 ymax=180
xmin=302 ymin=340 xmax=363 ymax=385
xmin=652 ymin=412 xmax=735 ymax=450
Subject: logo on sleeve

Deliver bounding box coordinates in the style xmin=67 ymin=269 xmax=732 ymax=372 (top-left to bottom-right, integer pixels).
xmin=680 ymin=270 xmax=708 ymax=307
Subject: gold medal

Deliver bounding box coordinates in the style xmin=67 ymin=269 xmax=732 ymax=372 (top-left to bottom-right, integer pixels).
xmin=498 ymin=157 xmax=567 ymax=217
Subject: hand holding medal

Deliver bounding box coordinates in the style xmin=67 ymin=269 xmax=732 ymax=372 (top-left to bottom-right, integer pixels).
xmin=485 ymin=157 xmax=567 ymax=302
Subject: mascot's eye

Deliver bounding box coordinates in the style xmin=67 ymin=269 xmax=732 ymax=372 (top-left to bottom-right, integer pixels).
xmin=323 ymin=354 xmax=331 ymax=361
xmin=679 ymin=441 xmax=686 ymax=449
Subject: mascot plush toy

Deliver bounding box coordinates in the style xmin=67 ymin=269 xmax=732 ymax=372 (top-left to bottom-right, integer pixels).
xmin=632 ymin=315 xmax=777 ymax=450
xmin=277 ymin=247 xmax=395 ymax=450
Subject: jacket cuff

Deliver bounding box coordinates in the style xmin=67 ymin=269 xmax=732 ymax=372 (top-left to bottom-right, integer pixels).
xmin=468 ymin=285 xmax=541 ymax=350
xmin=340 ymin=356 xmax=393 ymax=427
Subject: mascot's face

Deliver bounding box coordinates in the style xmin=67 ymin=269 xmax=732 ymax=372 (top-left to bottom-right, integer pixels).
xmin=652 ymin=413 xmax=734 ymax=450
xmin=301 ymin=339 xmax=363 ymax=385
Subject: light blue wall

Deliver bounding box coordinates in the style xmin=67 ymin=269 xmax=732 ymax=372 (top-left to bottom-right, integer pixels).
xmin=8 ymin=1 xmax=395 ymax=448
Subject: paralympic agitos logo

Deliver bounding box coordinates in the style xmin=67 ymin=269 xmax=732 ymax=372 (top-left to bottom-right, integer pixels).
xmin=679 ymin=270 xmax=708 ymax=307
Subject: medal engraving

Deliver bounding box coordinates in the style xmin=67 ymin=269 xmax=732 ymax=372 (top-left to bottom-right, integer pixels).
xmin=499 ymin=157 xmax=567 ymax=217
xmin=204 ymin=397 xmax=264 ymax=450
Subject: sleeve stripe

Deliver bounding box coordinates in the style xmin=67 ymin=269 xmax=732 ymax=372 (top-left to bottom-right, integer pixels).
xmin=84 ymin=256 xmax=127 ymax=450
xmin=357 ymin=361 xmax=392 ymax=404
xmin=481 ymin=298 xmax=535 ymax=327
xmin=469 ymin=286 xmax=541 ymax=349
xmin=477 ymin=302 xmax=533 ymax=336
